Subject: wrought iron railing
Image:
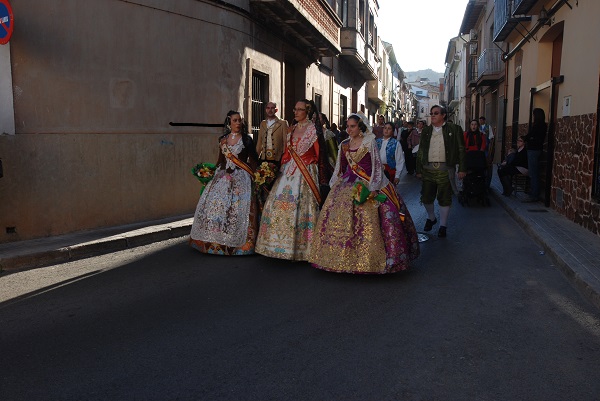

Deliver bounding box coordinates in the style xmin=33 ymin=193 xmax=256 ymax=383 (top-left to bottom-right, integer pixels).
xmin=477 ymin=48 xmax=504 ymax=79
xmin=468 ymin=57 xmax=478 ymax=84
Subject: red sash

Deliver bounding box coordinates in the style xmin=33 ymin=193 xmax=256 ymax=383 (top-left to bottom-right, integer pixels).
xmin=288 ymin=145 xmax=321 ymax=205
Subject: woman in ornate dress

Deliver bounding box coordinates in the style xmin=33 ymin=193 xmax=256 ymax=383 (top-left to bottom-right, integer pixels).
xmin=189 ymin=110 xmax=259 ymax=255
xmin=309 ymin=112 xmax=420 ymax=274
xmin=255 ymin=99 xmax=332 ymax=261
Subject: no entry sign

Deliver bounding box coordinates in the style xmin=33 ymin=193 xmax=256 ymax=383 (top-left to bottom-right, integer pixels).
xmin=0 ymin=0 xmax=14 ymax=45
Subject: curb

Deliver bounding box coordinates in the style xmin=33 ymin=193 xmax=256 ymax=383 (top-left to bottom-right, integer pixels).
xmin=0 ymin=221 xmax=193 ymax=273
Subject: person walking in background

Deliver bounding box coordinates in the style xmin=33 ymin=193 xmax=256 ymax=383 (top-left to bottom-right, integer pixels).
xmin=255 ymin=99 xmax=332 ymax=261
xmin=399 ymin=120 xmax=412 ymax=175
xmin=463 ymin=119 xmax=487 ymax=176
xmin=479 ymin=116 xmax=494 ymax=146
xmin=372 ymin=114 xmax=385 ymax=139
xmin=497 ymin=136 xmax=528 ymax=196
xmin=330 ymin=122 xmax=341 ymax=144
xmin=189 ymin=110 xmax=259 ymax=255
xmin=376 ymin=121 xmax=405 ymax=185
xmin=416 ymin=105 xmax=466 ymax=238
xmin=522 ymin=108 xmax=547 ymax=202
xmin=319 ymin=113 xmax=339 ymax=168
xmin=406 ymin=121 xmax=420 ymax=175
xmin=256 ymin=102 xmax=288 ymax=166
xmin=309 ymin=112 xmax=419 ymax=274
xmin=464 ymin=119 xmax=487 ymax=153
xmin=394 ymin=120 xmax=402 ymax=138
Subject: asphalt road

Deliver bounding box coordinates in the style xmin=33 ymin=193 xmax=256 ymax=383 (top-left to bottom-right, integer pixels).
xmin=1 ymin=178 xmax=600 ymax=400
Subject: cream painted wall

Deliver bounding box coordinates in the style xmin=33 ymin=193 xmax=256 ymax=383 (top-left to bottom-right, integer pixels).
xmin=508 ymin=0 xmax=599 ymax=123
xmin=0 ymin=43 xmax=14 ymax=135
xmin=553 ymin=1 xmax=600 ymax=117
xmin=0 ymin=0 xmax=290 ymax=242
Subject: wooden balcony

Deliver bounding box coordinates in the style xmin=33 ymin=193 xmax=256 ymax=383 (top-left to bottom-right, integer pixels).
xmin=250 ymin=0 xmax=341 ymax=58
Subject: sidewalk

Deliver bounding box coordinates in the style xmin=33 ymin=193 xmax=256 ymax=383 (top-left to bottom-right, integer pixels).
xmin=1 ymin=172 xmax=600 ymax=309
xmin=0 ymin=215 xmax=193 ymax=272
xmin=488 ymin=168 xmax=600 ymax=310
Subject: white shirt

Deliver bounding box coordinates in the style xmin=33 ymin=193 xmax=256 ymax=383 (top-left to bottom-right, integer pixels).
xmin=379 ymin=138 xmax=405 ymax=179
xmin=266 ymin=118 xmax=277 ymax=128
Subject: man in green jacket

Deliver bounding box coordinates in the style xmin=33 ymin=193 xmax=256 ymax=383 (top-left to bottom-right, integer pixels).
xmin=416 ymin=105 xmax=466 ymax=238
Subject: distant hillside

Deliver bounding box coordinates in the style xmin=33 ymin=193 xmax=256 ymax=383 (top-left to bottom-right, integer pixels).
xmin=404 ymin=69 xmax=444 ymax=83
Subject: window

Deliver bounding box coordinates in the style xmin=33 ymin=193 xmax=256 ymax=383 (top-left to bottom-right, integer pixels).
xmin=314 ymin=93 xmax=322 ymax=115
xmin=358 ymin=0 xmax=365 ymax=36
xmin=340 ymin=94 xmax=348 ymax=126
xmin=368 ymin=12 xmax=374 ymax=47
xmin=326 ymin=0 xmax=347 ymax=24
xmin=251 ymin=71 xmax=268 ymax=138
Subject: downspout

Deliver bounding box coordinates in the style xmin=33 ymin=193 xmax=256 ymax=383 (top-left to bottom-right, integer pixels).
xmin=502 ymin=0 xmax=568 ymax=62
xmin=501 ymin=43 xmax=510 ymax=162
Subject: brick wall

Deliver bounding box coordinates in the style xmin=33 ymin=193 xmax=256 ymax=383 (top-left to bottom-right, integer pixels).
xmin=298 ymin=0 xmax=338 ymax=45
xmin=553 ymin=113 xmax=600 ymax=235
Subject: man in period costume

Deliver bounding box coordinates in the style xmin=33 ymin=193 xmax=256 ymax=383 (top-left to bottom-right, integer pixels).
xmin=416 ymin=105 xmax=466 ymax=238
xmin=256 ymin=102 xmax=288 ymax=166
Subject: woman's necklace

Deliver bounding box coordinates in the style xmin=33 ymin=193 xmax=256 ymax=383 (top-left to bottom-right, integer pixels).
xmin=296 ymin=119 xmax=310 ymax=129
xmin=349 ymin=139 xmax=362 ymax=149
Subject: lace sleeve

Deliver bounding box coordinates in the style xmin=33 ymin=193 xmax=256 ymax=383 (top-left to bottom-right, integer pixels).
xmin=329 ymin=142 xmax=343 ymax=187
xmin=367 ymin=138 xmax=390 ymax=191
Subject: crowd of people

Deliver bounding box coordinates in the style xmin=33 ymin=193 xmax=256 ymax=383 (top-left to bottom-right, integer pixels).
xmin=187 ymin=101 xmax=547 ymax=273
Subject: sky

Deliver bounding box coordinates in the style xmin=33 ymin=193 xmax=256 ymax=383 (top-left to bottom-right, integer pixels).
xmin=377 ymin=0 xmax=470 ymax=73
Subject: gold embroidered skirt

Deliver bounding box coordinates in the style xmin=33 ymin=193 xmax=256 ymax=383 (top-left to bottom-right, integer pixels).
xmin=308 ymin=179 xmax=387 ymax=273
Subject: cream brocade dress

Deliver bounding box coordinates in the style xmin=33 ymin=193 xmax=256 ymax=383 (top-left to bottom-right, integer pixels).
xmin=189 ymin=137 xmax=257 ymax=255
xmin=255 ymin=125 xmax=320 ymax=261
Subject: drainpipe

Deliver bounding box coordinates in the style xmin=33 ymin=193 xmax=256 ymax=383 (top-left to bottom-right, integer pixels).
xmin=502 ymin=0 xmax=568 ymax=62
xmin=501 ymin=43 xmax=510 ymax=162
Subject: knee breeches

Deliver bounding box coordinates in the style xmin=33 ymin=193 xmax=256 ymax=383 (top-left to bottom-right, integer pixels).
xmin=421 ymin=169 xmax=453 ymax=206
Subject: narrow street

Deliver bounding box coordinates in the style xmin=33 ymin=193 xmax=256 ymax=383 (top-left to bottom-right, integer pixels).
xmin=2 ymin=176 xmax=599 ymax=401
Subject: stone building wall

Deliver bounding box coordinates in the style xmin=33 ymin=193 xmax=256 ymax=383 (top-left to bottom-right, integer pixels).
xmin=552 ymin=113 xmax=600 ymax=234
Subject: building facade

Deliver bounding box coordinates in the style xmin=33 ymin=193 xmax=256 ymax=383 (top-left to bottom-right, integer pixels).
xmin=456 ymin=0 xmax=600 ymax=236
xmin=0 ymin=0 xmax=390 ymax=243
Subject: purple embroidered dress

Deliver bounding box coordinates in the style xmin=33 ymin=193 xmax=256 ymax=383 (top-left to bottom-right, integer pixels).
xmin=309 ymin=137 xmax=419 ymax=274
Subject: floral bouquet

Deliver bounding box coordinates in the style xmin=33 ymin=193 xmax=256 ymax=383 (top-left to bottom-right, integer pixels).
xmin=191 ymin=162 xmax=216 ymax=195
xmin=253 ymin=162 xmax=278 ymax=195
xmin=352 ymin=181 xmax=387 ymax=205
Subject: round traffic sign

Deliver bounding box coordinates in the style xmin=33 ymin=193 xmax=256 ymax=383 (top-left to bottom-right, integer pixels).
xmin=0 ymin=0 xmax=14 ymax=45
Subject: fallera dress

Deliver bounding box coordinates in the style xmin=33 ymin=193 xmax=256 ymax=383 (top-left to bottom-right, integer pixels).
xmin=255 ymin=124 xmax=322 ymax=261
xmin=309 ymin=137 xmax=419 ymax=273
xmin=189 ymin=135 xmax=258 ymax=255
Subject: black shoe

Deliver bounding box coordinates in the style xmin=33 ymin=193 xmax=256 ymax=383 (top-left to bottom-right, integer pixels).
xmin=424 ymin=218 xmax=437 ymax=231
xmin=438 ymin=226 xmax=447 ymax=238
xmin=521 ymin=197 xmax=539 ymax=203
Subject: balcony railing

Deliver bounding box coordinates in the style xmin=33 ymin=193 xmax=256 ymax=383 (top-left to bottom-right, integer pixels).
xmin=513 ymin=0 xmax=537 ymax=15
xmin=447 ymin=85 xmax=456 ymax=104
xmin=477 ymin=48 xmax=504 ymax=80
xmin=493 ymin=0 xmax=518 ymax=42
